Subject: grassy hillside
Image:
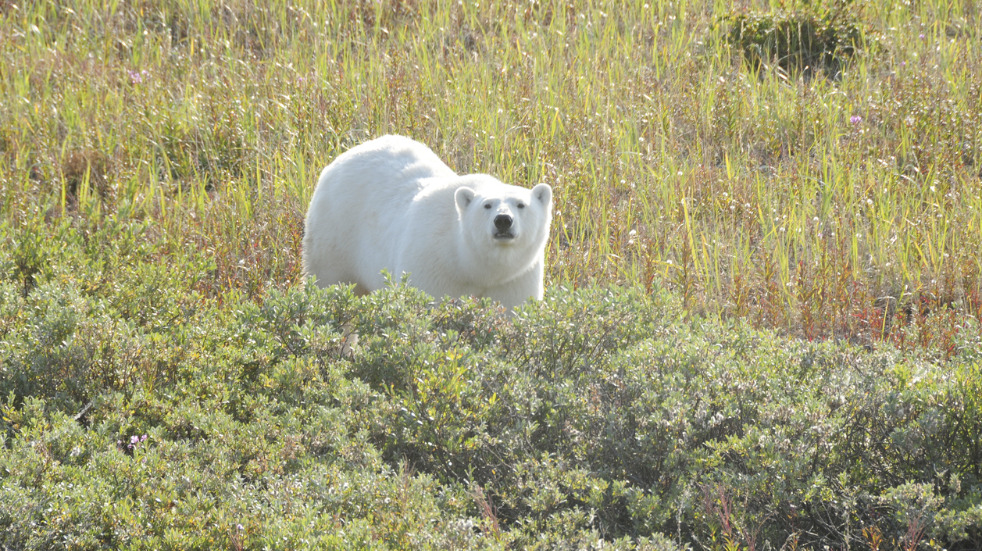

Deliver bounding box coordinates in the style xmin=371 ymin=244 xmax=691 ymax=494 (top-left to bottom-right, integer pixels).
xmin=2 ymin=0 xmax=981 ymax=549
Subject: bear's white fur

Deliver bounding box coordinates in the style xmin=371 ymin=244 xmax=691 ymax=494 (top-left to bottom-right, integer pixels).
xmin=302 ymin=135 xmax=553 ymax=311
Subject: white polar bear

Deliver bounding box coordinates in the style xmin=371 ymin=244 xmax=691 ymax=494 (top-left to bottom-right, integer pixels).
xmin=302 ymin=135 xmax=553 ymax=311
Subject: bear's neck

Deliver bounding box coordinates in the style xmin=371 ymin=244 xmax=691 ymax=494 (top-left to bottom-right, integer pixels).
xmin=455 ymin=235 xmax=539 ymax=287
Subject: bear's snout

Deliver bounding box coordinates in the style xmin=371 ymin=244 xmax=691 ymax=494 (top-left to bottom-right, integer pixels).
xmin=494 ymin=214 xmax=513 ymax=232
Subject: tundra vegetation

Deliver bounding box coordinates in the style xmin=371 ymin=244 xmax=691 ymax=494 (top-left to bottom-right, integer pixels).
xmin=1 ymin=0 xmax=981 ymax=549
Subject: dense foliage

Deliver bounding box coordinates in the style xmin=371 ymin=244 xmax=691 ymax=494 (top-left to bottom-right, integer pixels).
xmin=1 ymin=0 xmax=979 ymax=342
xmin=2 ymin=268 xmax=981 ymax=548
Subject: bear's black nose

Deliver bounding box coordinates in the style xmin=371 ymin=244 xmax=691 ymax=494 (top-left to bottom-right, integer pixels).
xmin=494 ymin=214 xmax=513 ymax=231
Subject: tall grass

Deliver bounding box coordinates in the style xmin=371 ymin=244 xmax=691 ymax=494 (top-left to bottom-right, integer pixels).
xmin=1 ymin=0 xmax=980 ymax=353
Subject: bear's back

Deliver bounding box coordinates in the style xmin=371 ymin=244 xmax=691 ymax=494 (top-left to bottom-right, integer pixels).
xmin=329 ymin=135 xmax=455 ymax=198
xmin=303 ymin=135 xmax=461 ymax=292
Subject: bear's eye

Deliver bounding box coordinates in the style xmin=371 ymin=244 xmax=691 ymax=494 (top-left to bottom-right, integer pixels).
xmin=484 ymin=203 xmax=492 ymax=209
xmin=517 ymin=202 xmax=525 ymax=209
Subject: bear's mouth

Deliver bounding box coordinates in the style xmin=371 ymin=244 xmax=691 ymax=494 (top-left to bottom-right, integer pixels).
xmin=493 ymin=230 xmax=516 ymax=241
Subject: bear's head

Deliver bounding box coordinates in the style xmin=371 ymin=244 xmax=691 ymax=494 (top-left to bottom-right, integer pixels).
xmin=454 ymin=177 xmax=553 ymax=274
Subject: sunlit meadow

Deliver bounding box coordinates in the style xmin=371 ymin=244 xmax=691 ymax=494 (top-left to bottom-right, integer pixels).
xmin=2 ymin=0 xmax=982 ymax=548
xmin=2 ymin=0 xmax=980 ymax=349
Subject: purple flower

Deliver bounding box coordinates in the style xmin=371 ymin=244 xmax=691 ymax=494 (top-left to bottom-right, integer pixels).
xmin=850 ymin=115 xmax=863 ymax=125
xmin=128 ymin=69 xmax=149 ymax=84
xmin=122 ymin=434 xmax=149 ymax=451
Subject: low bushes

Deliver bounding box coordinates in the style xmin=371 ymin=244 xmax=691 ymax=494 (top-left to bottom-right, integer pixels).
xmin=2 ymin=272 xmax=980 ymax=549
xmin=722 ymin=0 xmax=873 ymax=78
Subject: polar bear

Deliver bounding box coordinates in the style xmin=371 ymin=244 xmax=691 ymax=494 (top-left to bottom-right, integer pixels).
xmin=302 ymin=135 xmax=553 ymax=311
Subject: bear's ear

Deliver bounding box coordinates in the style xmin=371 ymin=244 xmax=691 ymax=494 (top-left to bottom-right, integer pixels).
xmin=532 ymin=183 xmax=552 ymax=207
xmin=455 ymin=187 xmax=476 ymax=212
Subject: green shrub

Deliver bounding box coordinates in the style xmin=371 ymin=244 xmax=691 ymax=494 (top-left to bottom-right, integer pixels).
xmin=723 ymin=0 xmax=871 ymax=78
xmin=3 ymin=273 xmax=982 ymax=548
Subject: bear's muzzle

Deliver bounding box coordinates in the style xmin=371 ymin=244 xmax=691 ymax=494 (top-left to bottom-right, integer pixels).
xmin=493 ymin=214 xmax=516 ymax=239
